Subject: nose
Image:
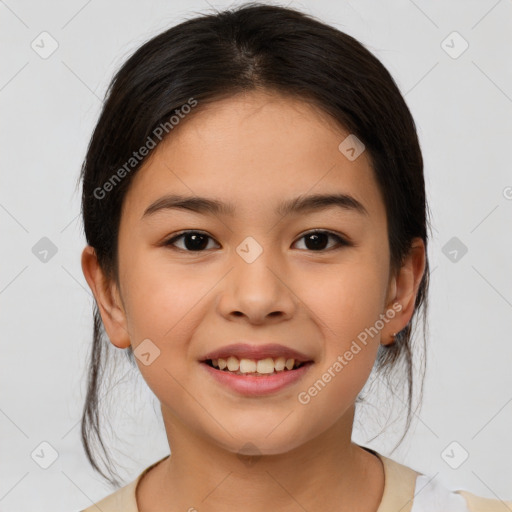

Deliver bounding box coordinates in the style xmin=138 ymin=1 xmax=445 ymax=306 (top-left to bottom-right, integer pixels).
xmin=216 ymin=248 xmax=297 ymax=325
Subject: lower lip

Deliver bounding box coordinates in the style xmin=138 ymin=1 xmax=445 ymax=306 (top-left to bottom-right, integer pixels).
xmin=200 ymin=362 xmax=313 ymax=396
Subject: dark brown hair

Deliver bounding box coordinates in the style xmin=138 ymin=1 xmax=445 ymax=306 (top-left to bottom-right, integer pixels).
xmin=79 ymin=2 xmax=431 ymax=487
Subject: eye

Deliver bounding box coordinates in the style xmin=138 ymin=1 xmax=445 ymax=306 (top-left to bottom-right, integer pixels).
xmin=293 ymin=230 xmax=350 ymax=251
xmin=163 ymin=230 xmax=219 ymax=252
xmin=163 ymin=229 xmax=350 ymax=253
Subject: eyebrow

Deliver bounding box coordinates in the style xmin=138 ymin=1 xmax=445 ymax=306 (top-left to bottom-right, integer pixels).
xmin=141 ymin=193 xmax=369 ymax=220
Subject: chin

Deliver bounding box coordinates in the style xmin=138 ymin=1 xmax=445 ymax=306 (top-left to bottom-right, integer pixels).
xmin=213 ymin=425 xmax=307 ymax=457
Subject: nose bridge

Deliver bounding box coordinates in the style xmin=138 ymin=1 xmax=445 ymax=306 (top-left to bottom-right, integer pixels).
xmin=232 ymin=234 xmax=282 ymax=290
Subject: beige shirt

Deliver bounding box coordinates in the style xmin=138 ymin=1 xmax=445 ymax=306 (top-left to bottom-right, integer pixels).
xmin=80 ymin=449 xmax=511 ymax=511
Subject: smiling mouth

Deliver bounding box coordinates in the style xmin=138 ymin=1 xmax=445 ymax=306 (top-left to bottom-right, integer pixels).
xmin=203 ymin=356 xmax=312 ymax=376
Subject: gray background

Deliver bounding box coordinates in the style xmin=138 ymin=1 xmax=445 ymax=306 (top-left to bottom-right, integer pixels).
xmin=1 ymin=0 xmax=511 ymax=510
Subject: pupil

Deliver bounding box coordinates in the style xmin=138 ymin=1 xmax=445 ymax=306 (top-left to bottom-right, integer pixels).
xmin=305 ymin=233 xmax=327 ymax=250
xmin=184 ymin=233 xmax=208 ymax=251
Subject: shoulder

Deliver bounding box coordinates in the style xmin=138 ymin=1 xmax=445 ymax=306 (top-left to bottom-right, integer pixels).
xmin=373 ymin=450 xmax=512 ymax=512
xmin=79 ymin=478 xmax=138 ymax=512
xmin=455 ymin=489 xmax=512 ymax=512
xmin=410 ymin=472 xmax=512 ymax=512
xmin=79 ymin=455 xmax=170 ymax=512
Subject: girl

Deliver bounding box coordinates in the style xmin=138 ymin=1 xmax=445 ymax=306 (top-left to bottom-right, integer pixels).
xmin=78 ymin=3 xmax=511 ymax=511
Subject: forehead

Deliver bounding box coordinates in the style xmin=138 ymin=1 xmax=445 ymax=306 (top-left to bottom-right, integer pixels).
xmin=121 ymin=90 xmax=385 ymax=223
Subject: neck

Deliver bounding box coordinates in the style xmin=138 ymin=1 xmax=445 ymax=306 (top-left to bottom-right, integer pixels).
xmin=137 ymin=405 xmax=385 ymax=512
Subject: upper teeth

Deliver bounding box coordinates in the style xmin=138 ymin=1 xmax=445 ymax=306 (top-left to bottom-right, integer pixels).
xmin=211 ymin=356 xmax=300 ymax=374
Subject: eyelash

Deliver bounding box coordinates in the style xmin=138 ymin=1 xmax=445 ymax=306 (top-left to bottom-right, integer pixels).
xmin=162 ymin=229 xmax=351 ymax=253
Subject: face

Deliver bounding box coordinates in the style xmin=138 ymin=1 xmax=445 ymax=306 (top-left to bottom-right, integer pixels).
xmin=86 ymin=89 xmax=416 ymax=456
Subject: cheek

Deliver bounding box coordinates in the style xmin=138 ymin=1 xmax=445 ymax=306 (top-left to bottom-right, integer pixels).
xmin=295 ymin=263 xmax=386 ymax=420
xmin=121 ymin=259 xmax=208 ymax=402
xmin=302 ymin=257 xmax=388 ymax=346
xmin=121 ymin=250 xmax=213 ymax=341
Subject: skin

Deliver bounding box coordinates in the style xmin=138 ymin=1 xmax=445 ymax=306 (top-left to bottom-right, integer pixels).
xmin=82 ymin=89 xmax=426 ymax=512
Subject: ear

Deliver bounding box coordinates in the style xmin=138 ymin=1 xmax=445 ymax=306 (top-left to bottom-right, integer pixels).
xmin=381 ymin=237 xmax=426 ymax=346
xmin=81 ymin=245 xmax=131 ymax=349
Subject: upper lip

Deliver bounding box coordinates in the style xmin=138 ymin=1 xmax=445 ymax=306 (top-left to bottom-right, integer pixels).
xmin=201 ymin=343 xmax=313 ymax=363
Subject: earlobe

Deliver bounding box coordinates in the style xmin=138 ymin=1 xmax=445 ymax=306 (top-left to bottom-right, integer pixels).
xmin=80 ymin=245 xmax=131 ymax=349
xmin=381 ymin=238 xmax=426 ymax=346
